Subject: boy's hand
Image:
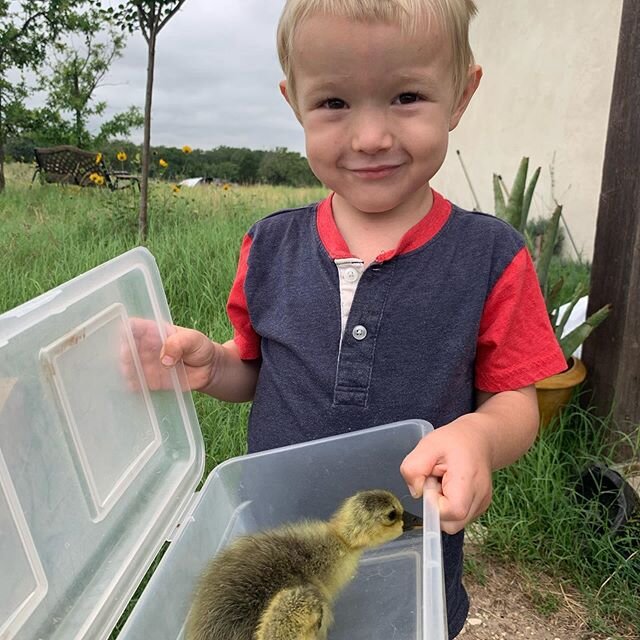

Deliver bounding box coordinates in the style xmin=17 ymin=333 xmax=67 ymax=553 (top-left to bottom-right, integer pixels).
xmin=400 ymin=386 xmax=539 ymax=535
xmin=122 ymin=318 xmax=217 ymax=393
xmin=400 ymin=415 xmax=493 ymax=535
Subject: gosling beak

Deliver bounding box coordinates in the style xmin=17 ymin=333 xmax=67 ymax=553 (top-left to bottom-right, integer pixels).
xmin=402 ymin=510 xmax=423 ymax=531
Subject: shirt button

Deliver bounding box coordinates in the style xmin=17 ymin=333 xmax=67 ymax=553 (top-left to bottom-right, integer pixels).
xmin=352 ymin=325 xmax=367 ymax=340
xmin=344 ymin=268 xmax=359 ymax=282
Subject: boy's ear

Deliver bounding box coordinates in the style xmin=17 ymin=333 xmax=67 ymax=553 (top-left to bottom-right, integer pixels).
xmin=279 ymin=79 xmax=302 ymax=123
xmin=449 ymin=64 xmax=482 ymax=131
xmin=279 ymin=79 xmax=290 ymax=104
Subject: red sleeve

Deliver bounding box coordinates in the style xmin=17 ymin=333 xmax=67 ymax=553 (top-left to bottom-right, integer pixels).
xmin=475 ymin=246 xmax=567 ymax=392
xmin=226 ymin=234 xmax=261 ymax=360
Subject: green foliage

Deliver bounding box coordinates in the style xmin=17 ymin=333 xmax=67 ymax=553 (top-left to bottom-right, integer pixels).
xmin=481 ymin=401 xmax=639 ymax=636
xmin=494 ymin=157 xmax=611 ymax=361
xmin=8 ymin=106 xmax=77 ymax=153
xmin=0 ymin=0 xmax=106 ymax=189
xmin=494 ymin=157 xmax=540 ymax=233
xmin=99 ymin=0 xmax=190 ymax=240
xmin=258 ymin=146 xmax=319 ymax=187
xmin=42 ymin=26 xmax=143 ymax=148
xmin=104 ymin=0 xmax=188 ymax=38
xmin=95 ymin=106 xmax=144 ymax=146
xmin=21 ymin=140 xmax=317 ymax=187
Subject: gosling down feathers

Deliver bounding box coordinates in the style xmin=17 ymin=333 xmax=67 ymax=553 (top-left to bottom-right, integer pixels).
xmin=185 ymin=489 xmax=422 ymax=640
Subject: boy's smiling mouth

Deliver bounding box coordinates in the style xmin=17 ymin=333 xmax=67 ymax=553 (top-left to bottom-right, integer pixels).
xmin=348 ymin=164 xmax=402 ymax=179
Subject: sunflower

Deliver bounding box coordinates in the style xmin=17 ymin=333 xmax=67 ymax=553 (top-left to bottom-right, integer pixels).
xmin=89 ymin=172 xmax=100 ymax=183
xmin=94 ymin=175 xmax=105 ymax=186
xmin=159 ymin=158 xmax=168 ymax=168
xmin=182 ymin=145 xmax=193 ymax=154
xmin=222 ymin=183 xmax=231 ymax=191
xmin=172 ymin=184 xmax=181 ymax=194
xmin=117 ymin=151 xmax=127 ymax=162
xmin=95 ymin=152 xmax=103 ymax=164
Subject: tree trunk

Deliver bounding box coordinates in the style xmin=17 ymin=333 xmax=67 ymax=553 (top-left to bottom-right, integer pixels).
xmin=75 ymin=109 xmax=83 ymax=148
xmin=73 ymin=62 xmax=82 ymax=147
xmin=0 ymin=80 xmax=5 ymax=193
xmin=0 ymin=142 xmax=5 ymax=193
xmin=139 ymin=29 xmax=157 ymax=242
xmin=582 ymin=0 xmax=640 ymax=461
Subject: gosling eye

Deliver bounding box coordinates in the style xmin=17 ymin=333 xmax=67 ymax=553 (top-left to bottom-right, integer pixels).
xmin=386 ymin=509 xmax=398 ymax=522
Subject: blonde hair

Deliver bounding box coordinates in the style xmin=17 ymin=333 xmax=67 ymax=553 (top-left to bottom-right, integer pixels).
xmin=277 ymin=0 xmax=477 ymax=113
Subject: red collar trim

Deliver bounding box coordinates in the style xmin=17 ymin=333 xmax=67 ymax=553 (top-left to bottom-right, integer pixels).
xmin=316 ymin=190 xmax=452 ymax=262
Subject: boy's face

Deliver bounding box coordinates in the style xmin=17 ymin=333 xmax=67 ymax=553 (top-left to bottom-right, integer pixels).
xmin=281 ymin=14 xmax=480 ymax=217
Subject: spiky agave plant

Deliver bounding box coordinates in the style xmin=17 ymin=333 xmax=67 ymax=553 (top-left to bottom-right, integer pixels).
xmin=494 ymin=157 xmax=611 ymax=362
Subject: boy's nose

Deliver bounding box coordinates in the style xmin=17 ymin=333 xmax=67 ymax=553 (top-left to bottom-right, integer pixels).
xmin=350 ymin=110 xmax=393 ymax=154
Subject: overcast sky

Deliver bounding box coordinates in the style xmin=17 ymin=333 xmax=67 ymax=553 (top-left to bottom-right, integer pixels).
xmin=84 ymin=0 xmax=305 ymax=154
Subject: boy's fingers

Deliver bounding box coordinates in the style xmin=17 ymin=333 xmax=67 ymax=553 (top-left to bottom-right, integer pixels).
xmin=160 ymin=336 xmax=185 ymax=367
xmin=437 ymin=474 xmax=492 ymax=534
xmin=160 ymin=329 xmax=214 ymax=369
xmin=160 ymin=330 xmax=202 ymax=367
xmin=400 ymin=437 xmax=440 ymax=498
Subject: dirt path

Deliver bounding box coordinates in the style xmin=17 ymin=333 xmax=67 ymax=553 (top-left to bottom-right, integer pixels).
xmin=458 ymin=544 xmax=625 ymax=640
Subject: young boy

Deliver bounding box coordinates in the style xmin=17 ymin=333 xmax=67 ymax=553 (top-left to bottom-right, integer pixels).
xmin=156 ymin=0 xmax=566 ymax=636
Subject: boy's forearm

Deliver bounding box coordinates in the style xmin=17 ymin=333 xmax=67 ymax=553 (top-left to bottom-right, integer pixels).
xmin=199 ymin=339 xmax=260 ymax=402
xmin=471 ymin=385 xmax=539 ymax=470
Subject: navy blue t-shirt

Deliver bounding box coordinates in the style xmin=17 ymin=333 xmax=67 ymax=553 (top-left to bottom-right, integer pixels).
xmin=226 ymin=190 xmax=566 ymax=637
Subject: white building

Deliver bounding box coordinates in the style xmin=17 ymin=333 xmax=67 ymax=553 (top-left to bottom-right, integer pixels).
xmin=432 ymin=0 xmax=624 ymax=260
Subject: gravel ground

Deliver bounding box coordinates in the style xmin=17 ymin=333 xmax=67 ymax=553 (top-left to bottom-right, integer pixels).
xmin=458 ymin=543 xmax=627 ymax=640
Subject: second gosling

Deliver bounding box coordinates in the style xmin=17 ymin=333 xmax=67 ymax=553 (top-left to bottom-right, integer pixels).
xmin=184 ymin=489 xmax=422 ymax=640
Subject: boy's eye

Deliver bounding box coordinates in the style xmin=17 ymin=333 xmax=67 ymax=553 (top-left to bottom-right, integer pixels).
xmin=395 ymin=92 xmax=422 ymax=105
xmin=321 ymin=98 xmax=347 ymax=109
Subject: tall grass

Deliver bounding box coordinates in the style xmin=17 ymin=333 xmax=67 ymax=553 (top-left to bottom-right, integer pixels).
xmin=1 ymin=164 xmax=327 ymax=472
xmin=3 ymin=163 xmax=638 ymax=636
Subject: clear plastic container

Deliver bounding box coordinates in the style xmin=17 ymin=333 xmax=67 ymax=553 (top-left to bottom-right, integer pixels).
xmin=0 ymin=248 xmax=446 ymax=640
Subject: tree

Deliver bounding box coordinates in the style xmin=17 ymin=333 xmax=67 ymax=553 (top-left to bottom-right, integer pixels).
xmin=258 ymin=148 xmax=319 ymax=187
xmin=0 ymin=0 xmax=97 ymax=191
xmin=44 ymin=26 xmax=143 ymax=148
xmin=108 ymin=0 xmax=188 ymax=241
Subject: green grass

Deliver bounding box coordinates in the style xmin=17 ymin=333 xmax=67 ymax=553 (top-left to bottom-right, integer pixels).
xmin=2 ymin=163 xmax=638 ymax=637
xmin=1 ymin=163 xmax=327 ymax=475
xmin=481 ymin=399 xmax=639 ymax=637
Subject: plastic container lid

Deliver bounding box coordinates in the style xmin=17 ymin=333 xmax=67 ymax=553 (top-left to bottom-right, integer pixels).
xmin=0 ymin=248 xmax=204 ymax=640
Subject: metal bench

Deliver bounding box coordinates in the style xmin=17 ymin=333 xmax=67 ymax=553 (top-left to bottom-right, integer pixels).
xmin=32 ymin=145 xmax=139 ymax=190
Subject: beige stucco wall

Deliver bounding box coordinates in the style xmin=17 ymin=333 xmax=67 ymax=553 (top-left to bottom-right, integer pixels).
xmin=432 ymin=0 xmax=623 ymax=260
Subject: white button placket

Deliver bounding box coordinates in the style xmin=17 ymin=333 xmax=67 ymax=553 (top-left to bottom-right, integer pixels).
xmin=334 ymin=259 xmax=366 ymax=339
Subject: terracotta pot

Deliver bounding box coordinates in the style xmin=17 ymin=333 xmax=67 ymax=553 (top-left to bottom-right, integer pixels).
xmin=535 ymin=357 xmax=587 ymax=428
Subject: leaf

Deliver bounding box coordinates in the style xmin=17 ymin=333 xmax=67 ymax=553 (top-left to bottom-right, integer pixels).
xmin=554 ymin=283 xmax=586 ymax=340
xmin=493 ymin=173 xmax=506 ymax=218
xmin=521 ymin=165 xmax=541 ymax=233
xmin=536 ymin=204 xmax=562 ymax=293
xmin=559 ymin=304 xmax=612 ymax=360
xmin=545 ymin=276 xmax=564 ymax=315
xmin=503 ymin=157 xmax=528 ymax=229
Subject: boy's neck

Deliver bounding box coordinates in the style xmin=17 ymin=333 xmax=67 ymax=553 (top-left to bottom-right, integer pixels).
xmin=331 ymin=187 xmax=434 ymax=265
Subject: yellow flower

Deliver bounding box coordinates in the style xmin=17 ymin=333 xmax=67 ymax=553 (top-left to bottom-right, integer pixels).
xmin=172 ymin=184 xmax=181 ymax=194
xmin=95 ymin=152 xmax=102 ymax=164
xmin=222 ymin=183 xmax=231 ymax=191
xmin=89 ymin=172 xmax=100 ymax=183
xmin=117 ymin=151 xmax=127 ymax=162
xmin=182 ymin=145 xmax=193 ymax=154
xmin=159 ymin=158 xmax=168 ymax=168
xmin=95 ymin=175 xmax=105 ymax=186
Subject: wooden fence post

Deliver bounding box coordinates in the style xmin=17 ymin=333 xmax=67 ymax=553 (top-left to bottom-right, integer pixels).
xmin=583 ymin=0 xmax=640 ymax=459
